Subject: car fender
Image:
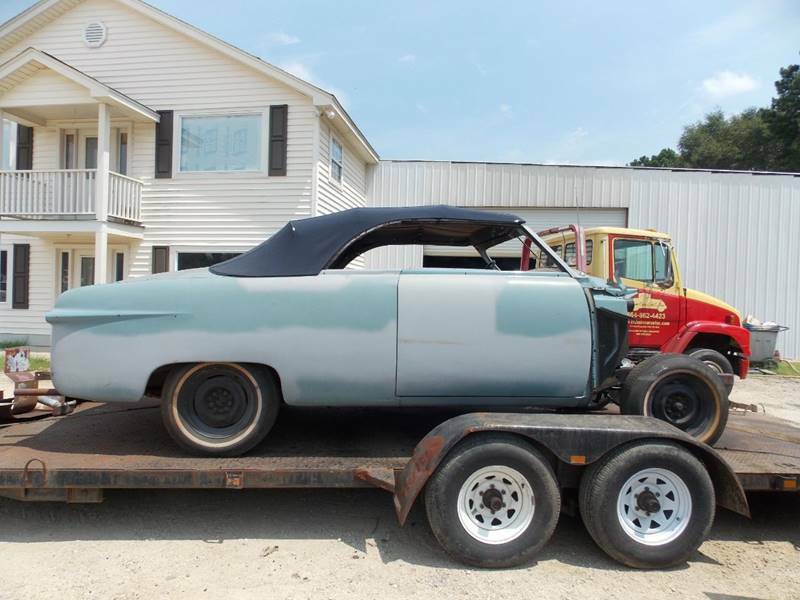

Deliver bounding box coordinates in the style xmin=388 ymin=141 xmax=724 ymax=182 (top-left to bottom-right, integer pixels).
xmin=662 ymin=321 xmax=751 ymax=357
xmin=393 ymin=412 xmax=749 ymax=525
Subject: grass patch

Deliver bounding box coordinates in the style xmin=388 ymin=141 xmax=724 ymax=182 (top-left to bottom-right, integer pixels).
xmin=773 ymin=360 xmax=800 ymax=377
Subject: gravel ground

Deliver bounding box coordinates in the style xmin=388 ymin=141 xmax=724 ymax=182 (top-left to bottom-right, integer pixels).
xmin=0 ymin=375 xmax=798 ymax=599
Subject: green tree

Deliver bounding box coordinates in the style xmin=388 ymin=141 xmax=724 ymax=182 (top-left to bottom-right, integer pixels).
xmin=678 ymin=109 xmax=776 ymax=171
xmin=763 ymin=63 xmax=800 ymax=171
xmin=629 ymin=148 xmax=684 ymax=168
xmin=629 ymin=56 xmax=800 ymax=172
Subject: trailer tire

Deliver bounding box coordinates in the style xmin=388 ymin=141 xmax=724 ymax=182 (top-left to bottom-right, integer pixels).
xmin=687 ymin=348 xmax=734 ymax=394
xmin=424 ymin=434 xmax=560 ymax=568
xmin=621 ymin=354 xmax=729 ymax=445
xmin=579 ymin=440 xmax=715 ymax=568
xmin=161 ymin=363 xmax=280 ymax=457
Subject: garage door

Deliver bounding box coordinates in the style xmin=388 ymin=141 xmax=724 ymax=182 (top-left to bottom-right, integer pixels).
xmin=424 ymin=207 xmax=628 ymax=258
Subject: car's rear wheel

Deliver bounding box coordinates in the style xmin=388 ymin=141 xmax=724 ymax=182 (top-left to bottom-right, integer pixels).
xmin=621 ymin=354 xmax=728 ymax=445
xmin=160 ymin=363 xmax=280 ymax=456
xmin=424 ymin=434 xmax=561 ymax=568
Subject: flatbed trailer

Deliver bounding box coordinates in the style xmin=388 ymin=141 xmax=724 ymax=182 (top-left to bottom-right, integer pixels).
xmin=0 ymin=401 xmax=798 ymax=568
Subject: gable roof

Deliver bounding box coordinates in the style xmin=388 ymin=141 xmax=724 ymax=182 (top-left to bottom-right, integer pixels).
xmin=0 ymin=47 xmax=160 ymax=123
xmin=0 ymin=0 xmax=379 ymax=162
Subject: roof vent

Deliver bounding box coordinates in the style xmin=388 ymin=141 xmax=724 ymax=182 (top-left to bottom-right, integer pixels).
xmin=83 ymin=21 xmax=107 ymax=48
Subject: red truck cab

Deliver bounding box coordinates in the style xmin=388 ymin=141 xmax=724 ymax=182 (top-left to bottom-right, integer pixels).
xmin=538 ymin=225 xmax=750 ymax=381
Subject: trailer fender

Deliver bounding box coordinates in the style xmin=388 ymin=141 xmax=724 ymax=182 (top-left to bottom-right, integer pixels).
xmin=393 ymin=412 xmax=749 ymax=525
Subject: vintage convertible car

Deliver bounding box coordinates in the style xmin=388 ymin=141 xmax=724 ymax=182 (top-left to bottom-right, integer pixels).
xmin=46 ymin=206 xmax=728 ymax=455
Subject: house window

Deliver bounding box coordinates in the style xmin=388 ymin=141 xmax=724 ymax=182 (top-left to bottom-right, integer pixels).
xmin=59 ymin=251 xmax=70 ymax=293
xmin=80 ymin=256 xmax=95 ymax=287
xmin=330 ymin=137 xmax=343 ymax=183
xmin=2 ymin=120 xmax=16 ymax=170
xmin=85 ymin=137 xmax=98 ymax=169
xmin=177 ymin=252 xmax=241 ymax=271
xmin=114 ymin=252 xmax=125 ymax=282
xmin=179 ymin=114 xmax=262 ymax=172
xmin=118 ymin=133 xmax=128 ymax=175
xmin=0 ymin=248 xmax=8 ymax=303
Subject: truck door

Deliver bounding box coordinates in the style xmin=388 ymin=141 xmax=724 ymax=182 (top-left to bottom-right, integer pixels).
xmin=611 ymin=237 xmax=681 ymax=348
xmin=395 ymin=270 xmax=592 ymax=404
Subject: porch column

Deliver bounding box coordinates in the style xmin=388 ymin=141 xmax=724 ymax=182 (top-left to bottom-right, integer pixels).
xmin=94 ymin=222 xmax=108 ymax=284
xmin=0 ymin=109 xmax=5 ymax=169
xmin=95 ymin=102 xmax=111 ymax=222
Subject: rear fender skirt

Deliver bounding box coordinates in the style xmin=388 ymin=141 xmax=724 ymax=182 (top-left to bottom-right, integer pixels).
xmin=393 ymin=412 xmax=749 ymax=525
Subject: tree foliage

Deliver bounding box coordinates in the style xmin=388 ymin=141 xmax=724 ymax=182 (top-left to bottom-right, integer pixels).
xmin=629 ymin=58 xmax=800 ymax=172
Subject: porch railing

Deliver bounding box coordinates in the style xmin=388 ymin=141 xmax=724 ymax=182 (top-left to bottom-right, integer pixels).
xmin=108 ymin=172 xmax=143 ymax=222
xmin=0 ymin=169 xmax=142 ymax=223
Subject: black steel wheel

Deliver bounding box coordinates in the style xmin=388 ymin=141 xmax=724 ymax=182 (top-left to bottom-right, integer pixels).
xmin=424 ymin=434 xmax=561 ymax=568
xmin=579 ymin=441 xmax=715 ymax=568
xmin=621 ymin=354 xmax=728 ymax=445
xmin=161 ymin=363 xmax=280 ymax=456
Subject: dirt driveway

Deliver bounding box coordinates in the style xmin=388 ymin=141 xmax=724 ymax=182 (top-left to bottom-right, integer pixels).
xmin=0 ymin=376 xmax=798 ymax=600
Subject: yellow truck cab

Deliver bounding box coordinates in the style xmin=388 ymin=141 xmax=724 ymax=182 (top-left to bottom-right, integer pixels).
xmin=538 ymin=225 xmax=750 ymax=382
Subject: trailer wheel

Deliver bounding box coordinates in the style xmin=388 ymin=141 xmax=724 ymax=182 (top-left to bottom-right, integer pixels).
xmin=424 ymin=434 xmax=560 ymax=568
xmin=579 ymin=441 xmax=715 ymax=569
xmin=621 ymin=354 xmax=729 ymax=445
xmin=161 ymin=363 xmax=280 ymax=457
xmin=687 ymin=348 xmax=734 ymax=394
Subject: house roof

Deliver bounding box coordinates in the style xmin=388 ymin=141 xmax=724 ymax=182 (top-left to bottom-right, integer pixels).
xmin=0 ymin=47 xmax=160 ymax=124
xmin=0 ymin=0 xmax=379 ymax=162
xmin=211 ymin=206 xmax=525 ymax=277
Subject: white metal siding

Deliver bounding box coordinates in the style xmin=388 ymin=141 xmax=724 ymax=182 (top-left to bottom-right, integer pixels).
xmin=368 ymin=160 xmax=800 ymax=358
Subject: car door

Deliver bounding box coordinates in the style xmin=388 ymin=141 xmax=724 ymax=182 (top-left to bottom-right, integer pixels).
xmin=395 ymin=269 xmax=592 ymax=403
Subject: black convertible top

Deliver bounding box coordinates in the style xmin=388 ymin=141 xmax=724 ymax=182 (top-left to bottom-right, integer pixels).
xmin=211 ymin=205 xmax=525 ymax=277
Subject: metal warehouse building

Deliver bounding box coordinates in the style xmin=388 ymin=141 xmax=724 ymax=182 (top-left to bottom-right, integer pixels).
xmin=365 ymin=160 xmax=800 ymax=358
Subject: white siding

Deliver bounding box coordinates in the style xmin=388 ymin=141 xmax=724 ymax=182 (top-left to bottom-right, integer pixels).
xmin=0 ymin=0 xmax=319 ymax=340
xmin=316 ymin=118 xmax=367 ymax=215
xmin=0 ymin=67 xmax=91 ymax=107
xmin=0 ymin=234 xmax=55 ymax=341
xmin=367 ymin=160 xmax=800 ymax=358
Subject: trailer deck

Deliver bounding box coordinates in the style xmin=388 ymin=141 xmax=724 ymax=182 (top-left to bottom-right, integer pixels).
xmin=0 ymin=401 xmax=798 ymax=501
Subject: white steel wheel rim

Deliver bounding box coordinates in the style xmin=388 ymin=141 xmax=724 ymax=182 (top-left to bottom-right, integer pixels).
xmin=456 ymin=465 xmax=535 ymax=545
xmin=617 ymin=467 xmax=692 ymax=546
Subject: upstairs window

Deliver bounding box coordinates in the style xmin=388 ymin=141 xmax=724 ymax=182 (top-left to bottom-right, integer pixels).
xmin=179 ymin=114 xmax=262 ymax=172
xmin=330 ymin=137 xmax=343 ymax=183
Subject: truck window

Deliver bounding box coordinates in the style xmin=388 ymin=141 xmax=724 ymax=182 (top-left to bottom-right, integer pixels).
xmin=614 ymin=239 xmax=653 ymax=282
xmin=585 ymin=240 xmax=593 ymax=266
xmin=614 ymin=239 xmax=672 ymax=285
xmin=541 ymin=244 xmax=562 ymax=268
xmin=565 ymin=243 xmax=576 ymax=267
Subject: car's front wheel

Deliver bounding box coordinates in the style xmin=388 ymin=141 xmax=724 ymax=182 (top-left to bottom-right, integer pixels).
xmin=160 ymin=363 xmax=280 ymax=456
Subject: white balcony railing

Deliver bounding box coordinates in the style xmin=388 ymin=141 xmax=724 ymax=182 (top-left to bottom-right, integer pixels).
xmin=108 ymin=172 xmax=142 ymax=222
xmin=0 ymin=169 xmax=142 ymax=223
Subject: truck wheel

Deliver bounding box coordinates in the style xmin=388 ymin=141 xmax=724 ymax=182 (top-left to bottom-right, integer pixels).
xmin=424 ymin=434 xmax=561 ymax=568
xmin=161 ymin=363 xmax=280 ymax=457
xmin=579 ymin=441 xmax=715 ymax=568
xmin=621 ymin=354 xmax=729 ymax=445
xmin=687 ymin=348 xmax=734 ymax=394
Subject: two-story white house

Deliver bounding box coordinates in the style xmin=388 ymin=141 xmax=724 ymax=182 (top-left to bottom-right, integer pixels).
xmin=0 ymin=0 xmax=377 ymax=346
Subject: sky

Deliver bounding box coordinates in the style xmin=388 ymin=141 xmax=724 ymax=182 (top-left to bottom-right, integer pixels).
xmin=1 ymin=0 xmax=798 ymax=165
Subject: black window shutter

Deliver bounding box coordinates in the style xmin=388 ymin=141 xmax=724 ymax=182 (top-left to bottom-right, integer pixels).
xmin=151 ymin=246 xmax=169 ymax=274
xmin=268 ymin=105 xmax=288 ymax=176
xmin=16 ymin=125 xmax=33 ymax=170
xmin=12 ymin=244 xmax=30 ymax=309
xmin=155 ymin=110 xmax=173 ymax=179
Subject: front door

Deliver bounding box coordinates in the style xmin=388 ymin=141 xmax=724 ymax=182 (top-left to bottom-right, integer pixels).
xmin=611 ymin=236 xmax=681 ymax=348
xmin=395 ymin=270 xmax=592 ymax=403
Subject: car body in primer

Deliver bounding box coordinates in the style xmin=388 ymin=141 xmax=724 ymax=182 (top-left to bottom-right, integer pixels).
xmin=46 ymin=206 xmax=630 ymax=409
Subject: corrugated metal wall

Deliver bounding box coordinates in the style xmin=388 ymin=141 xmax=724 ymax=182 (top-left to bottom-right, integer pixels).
xmin=367 ymin=160 xmax=800 ymax=358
